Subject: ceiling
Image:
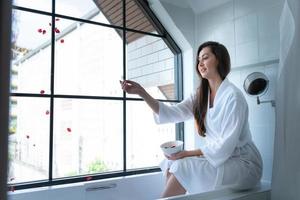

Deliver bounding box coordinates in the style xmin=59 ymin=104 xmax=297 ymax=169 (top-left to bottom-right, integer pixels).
xmin=94 ymin=0 xmax=155 ymax=43
xmin=159 ymin=0 xmax=232 ymax=14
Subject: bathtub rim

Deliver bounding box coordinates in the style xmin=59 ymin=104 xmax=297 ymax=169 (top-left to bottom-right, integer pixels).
xmin=158 ymin=180 xmax=271 ymax=200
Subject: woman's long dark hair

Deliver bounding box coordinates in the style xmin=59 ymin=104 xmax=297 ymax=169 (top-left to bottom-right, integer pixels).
xmin=193 ymin=41 xmax=231 ymax=137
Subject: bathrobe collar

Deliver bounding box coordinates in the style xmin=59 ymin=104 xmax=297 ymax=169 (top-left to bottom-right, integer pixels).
xmin=208 ymin=77 xmax=229 ymax=109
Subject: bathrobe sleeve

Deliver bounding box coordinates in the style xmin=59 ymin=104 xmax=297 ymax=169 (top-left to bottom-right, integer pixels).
xmin=201 ymin=95 xmax=248 ymax=168
xmin=153 ymin=95 xmax=194 ymax=124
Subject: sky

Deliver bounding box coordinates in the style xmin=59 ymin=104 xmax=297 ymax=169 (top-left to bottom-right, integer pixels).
xmin=13 ymin=0 xmax=97 ymax=50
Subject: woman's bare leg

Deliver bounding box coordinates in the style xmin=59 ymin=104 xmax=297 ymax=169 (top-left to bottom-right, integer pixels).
xmin=161 ymin=174 xmax=186 ymax=198
xmin=165 ymin=170 xmax=171 ymax=184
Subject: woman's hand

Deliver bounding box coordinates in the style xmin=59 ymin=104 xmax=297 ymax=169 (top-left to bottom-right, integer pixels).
xmin=120 ymin=80 xmax=145 ymax=96
xmin=165 ymin=150 xmax=188 ymax=160
xmin=165 ymin=149 xmax=203 ymax=160
xmin=120 ymin=79 xmax=159 ymax=114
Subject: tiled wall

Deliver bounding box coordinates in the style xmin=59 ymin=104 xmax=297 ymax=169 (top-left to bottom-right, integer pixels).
xmin=195 ymin=0 xmax=284 ymax=182
xmin=196 ymin=0 xmax=283 ymax=67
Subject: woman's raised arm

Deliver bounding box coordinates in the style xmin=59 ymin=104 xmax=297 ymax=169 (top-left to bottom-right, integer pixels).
xmin=120 ymin=80 xmax=159 ymax=114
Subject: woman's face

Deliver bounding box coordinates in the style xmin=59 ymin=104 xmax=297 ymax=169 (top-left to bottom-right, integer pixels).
xmin=197 ymin=47 xmax=219 ymax=80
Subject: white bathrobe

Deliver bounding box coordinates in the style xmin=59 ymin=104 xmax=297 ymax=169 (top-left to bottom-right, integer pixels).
xmin=155 ymin=78 xmax=263 ymax=194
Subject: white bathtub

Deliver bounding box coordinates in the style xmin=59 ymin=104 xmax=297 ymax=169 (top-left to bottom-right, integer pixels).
xmin=7 ymin=172 xmax=270 ymax=200
xmin=8 ymin=172 xmax=164 ymax=200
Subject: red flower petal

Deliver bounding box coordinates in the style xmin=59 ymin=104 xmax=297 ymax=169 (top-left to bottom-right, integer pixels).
xmin=67 ymin=128 xmax=72 ymax=132
xmin=54 ymin=28 xmax=60 ymax=33
xmin=49 ymin=23 xmax=52 ymax=26
xmin=42 ymin=30 xmax=46 ymax=34
xmin=86 ymin=176 xmax=92 ymax=181
xmin=38 ymin=28 xmax=42 ymax=33
xmin=26 ymin=135 xmax=30 ymax=139
xmin=9 ymin=186 xmax=15 ymax=192
xmin=55 ymin=18 xmax=60 ymax=21
xmin=60 ymin=39 xmax=64 ymax=43
xmin=40 ymin=90 xmax=45 ymax=94
xmin=45 ymin=110 xmax=50 ymax=115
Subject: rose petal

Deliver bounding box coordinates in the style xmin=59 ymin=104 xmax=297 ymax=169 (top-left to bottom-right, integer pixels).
xmin=40 ymin=90 xmax=45 ymax=94
xmin=60 ymin=39 xmax=64 ymax=43
xmin=49 ymin=23 xmax=52 ymax=26
xmin=67 ymin=128 xmax=72 ymax=132
xmin=10 ymin=186 xmax=15 ymax=192
xmin=45 ymin=110 xmax=50 ymax=115
xmin=42 ymin=30 xmax=46 ymax=34
xmin=55 ymin=18 xmax=60 ymax=21
xmin=26 ymin=135 xmax=30 ymax=139
xmin=54 ymin=28 xmax=60 ymax=33
xmin=38 ymin=28 xmax=42 ymax=33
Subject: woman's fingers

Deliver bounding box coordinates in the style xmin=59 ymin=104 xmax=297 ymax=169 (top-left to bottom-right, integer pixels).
xmin=165 ymin=154 xmax=176 ymax=160
xmin=120 ymin=79 xmax=139 ymax=94
xmin=166 ymin=152 xmax=184 ymax=160
xmin=120 ymin=80 xmax=128 ymax=89
xmin=123 ymin=79 xmax=134 ymax=84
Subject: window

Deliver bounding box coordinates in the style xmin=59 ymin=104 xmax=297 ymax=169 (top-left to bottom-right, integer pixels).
xmin=9 ymin=0 xmax=182 ymax=189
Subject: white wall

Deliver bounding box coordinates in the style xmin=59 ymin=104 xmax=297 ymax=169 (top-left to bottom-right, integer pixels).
xmin=151 ymin=0 xmax=284 ymax=182
xmin=196 ymin=0 xmax=283 ymax=67
xmin=272 ymin=0 xmax=300 ymax=199
xmin=158 ymin=1 xmax=195 ymax=48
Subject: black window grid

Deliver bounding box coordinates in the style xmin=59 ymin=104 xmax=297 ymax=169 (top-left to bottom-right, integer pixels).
xmin=9 ymin=0 xmax=183 ymax=190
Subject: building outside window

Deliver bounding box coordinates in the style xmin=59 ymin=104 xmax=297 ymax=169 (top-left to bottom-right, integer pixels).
xmin=8 ymin=0 xmax=182 ymax=189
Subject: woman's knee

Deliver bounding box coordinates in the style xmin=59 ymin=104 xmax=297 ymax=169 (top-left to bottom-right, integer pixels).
xmin=162 ymin=174 xmax=186 ymax=198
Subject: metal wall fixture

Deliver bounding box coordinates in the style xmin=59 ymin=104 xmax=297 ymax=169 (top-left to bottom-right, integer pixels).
xmin=243 ymin=72 xmax=275 ymax=107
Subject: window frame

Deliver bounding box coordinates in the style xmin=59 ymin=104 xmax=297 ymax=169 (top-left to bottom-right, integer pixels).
xmin=9 ymin=0 xmax=183 ymax=190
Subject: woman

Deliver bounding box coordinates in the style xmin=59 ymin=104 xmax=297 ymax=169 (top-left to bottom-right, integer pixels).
xmin=120 ymin=41 xmax=263 ymax=198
